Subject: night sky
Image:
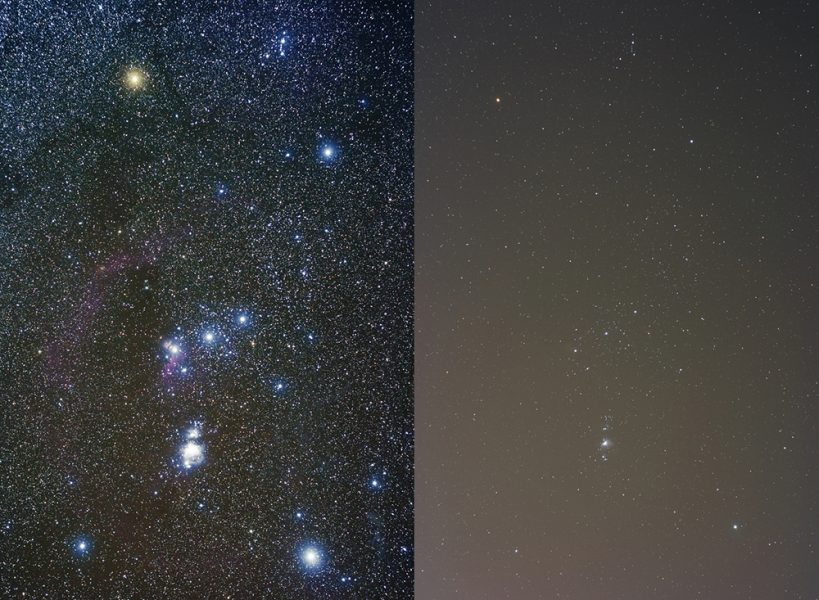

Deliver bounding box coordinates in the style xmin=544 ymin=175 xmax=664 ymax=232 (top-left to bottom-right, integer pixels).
xmin=0 ymin=2 xmax=412 ymax=598
xmin=416 ymin=1 xmax=818 ymax=598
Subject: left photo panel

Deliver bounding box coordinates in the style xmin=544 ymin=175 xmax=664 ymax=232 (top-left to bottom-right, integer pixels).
xmin=0 ymin=2 xmax=413 ymax=597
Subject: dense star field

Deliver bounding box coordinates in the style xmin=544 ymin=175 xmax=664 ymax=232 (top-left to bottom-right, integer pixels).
xmin=0 ymin=2 xmax=413 ymax=598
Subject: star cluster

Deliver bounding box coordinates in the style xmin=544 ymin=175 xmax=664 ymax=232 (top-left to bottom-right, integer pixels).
xmin=0 ymin=2 xmax=412 ymax=598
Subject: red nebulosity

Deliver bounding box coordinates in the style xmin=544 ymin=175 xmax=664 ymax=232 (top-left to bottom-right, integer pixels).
xmin=43 ymin=240 xmax=162 ymax=389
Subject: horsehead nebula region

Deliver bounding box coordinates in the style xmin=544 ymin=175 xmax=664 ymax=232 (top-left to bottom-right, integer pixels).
xmin=1 ymin=2 xmax=413 ymax=598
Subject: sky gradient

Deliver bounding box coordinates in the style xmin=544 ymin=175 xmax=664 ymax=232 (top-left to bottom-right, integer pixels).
xmin=416 ymin=1 xmax=818 ymax=597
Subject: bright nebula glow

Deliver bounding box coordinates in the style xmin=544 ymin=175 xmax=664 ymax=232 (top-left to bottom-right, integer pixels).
xmin=123 ymin=68 xmax=147 ymax=91
xmin=161 ymin=338 xmax=188 ymax=378
xmin=180 ymin=441 xmax=205 ymax=469
xmin=162 ymin=339 xmax=183 ymax=357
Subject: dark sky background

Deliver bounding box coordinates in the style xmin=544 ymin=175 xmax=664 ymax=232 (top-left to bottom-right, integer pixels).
xmin=416 ymin=1 xmax=818 ymax=598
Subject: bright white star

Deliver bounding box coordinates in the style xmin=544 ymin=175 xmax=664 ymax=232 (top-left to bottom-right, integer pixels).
xmin=302 ymin=546 xmax=322 ymax=567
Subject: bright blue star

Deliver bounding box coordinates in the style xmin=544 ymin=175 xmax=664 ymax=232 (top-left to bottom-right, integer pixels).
xmin=318 ymin=141 xmax=339 ymax=164
xmin=72 ymin=536 xmax=92 ymax=557
xmin=201 ymin=328 xmax=220 ymax=346
xmin=297 ymin=542 xmax=327 ymax=573
xmin=271 ymin=377 xmax=288 ymax=396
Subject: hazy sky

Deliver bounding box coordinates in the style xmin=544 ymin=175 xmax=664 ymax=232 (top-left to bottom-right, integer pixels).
xmin=416 ymin=1 xmax=818 ymax=597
